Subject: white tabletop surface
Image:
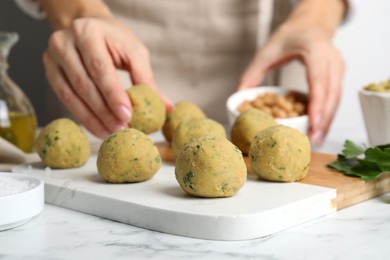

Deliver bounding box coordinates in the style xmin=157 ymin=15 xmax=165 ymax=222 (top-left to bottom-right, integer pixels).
xmin=1 ymin=125 xmax=389 ymax=260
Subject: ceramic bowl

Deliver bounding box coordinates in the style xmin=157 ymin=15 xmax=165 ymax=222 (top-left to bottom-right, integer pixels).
xmin=226 ymin=86 xmax=309 ymax=135
xmin=0 ymin=172 xmax=44 ymax=231
xmin=359 ymin=89 xmax=390 ymax=146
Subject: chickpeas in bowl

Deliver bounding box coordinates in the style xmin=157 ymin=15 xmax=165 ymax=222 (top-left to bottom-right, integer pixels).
xmin=226 ymin=86 xmax=309 ymax=135
xmin=237 ymin=91 xmax=307 ymax=118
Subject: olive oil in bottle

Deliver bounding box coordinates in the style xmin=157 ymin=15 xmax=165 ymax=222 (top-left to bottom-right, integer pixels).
xmin=0 ymin=32 xmax=37 ymax=153
xmin=0 ymin=111 xmax=37 ymax=153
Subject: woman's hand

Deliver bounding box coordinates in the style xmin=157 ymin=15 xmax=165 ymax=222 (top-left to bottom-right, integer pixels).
xmin=43 ymin=17 xmax=166 ymax=139
xmin=238 ymin=0 xmax=346 ymax=145
xmin=40 ymin=0 xmax=172 ymax=139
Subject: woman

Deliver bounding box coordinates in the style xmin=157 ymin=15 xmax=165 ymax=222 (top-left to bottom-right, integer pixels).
xmin=17 ymin=0 xmax=349 ymax=145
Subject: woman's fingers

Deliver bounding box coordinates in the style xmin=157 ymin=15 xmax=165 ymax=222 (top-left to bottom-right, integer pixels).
xmin=123 ymin=42 xmax=173 ymax=111
xmin=318 ymin=50 xmax=344 ymax=140
xmin=47 ymin=29 xmax=127 ymax=133
xmin=127 ymin=45 xmax=157 ymax=89
xmin=72 ymin=19 xmax=132 ymax=125
xmin=237 ymin=42 xmax=283 ymax=91
xmin=42 ymin=51 xmax=111 ymax=139
xmin=112 ymin=30 xmax=174 ymax=111
xmin=237 ymin=55 xmax=268 ymax=91
xmin=237 ymin=33 xmax=298 ymax=91
xmin=304 ymin=45 xmax=344 ymax=145
xmin=304 ymin=47 xmax=328 ymax=144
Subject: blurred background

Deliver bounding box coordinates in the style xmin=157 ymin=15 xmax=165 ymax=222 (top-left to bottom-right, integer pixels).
xmin=0 ymin=0 xmax=389 ymax=152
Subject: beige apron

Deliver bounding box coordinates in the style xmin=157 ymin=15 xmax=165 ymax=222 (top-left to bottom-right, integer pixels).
xmin=105 ymin=0 xmax=305 ymax=124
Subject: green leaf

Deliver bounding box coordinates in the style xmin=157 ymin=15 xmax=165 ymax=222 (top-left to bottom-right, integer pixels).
xmin=377 ymin=161 xmax=390 ymax=172
xmin=364 ymin=147 xmax=390 ymax=162
xmin=357 ymin=158 xmax=380 ymax=170
xmin=376 ymin=143 xmax=390 ymax=151
xmin=328 ymin=158 xmax=358 ymax=175
xmin=351 ymin=165 xmax=383 ymax=181
xmin=341 ymin=140 xmax=365 ymax=159
xmin=327 ymin=140 xmax=390 ymax=182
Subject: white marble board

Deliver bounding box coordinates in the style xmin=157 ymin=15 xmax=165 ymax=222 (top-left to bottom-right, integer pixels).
xmin=12 ymin=155 xmax=336 ymax=241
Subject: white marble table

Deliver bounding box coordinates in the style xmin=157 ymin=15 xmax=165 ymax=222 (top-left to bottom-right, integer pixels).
xmin=1 ymin=126 xmax=389 ymax=259
xmin=0 ymin=194 xmax=389 ymax=260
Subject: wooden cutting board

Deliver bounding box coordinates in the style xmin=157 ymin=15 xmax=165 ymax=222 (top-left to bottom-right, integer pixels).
xmin=156 ymin=142 xmax=390 ymax=210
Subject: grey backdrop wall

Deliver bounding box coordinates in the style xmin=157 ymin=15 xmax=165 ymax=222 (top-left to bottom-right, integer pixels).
xmin=0 ymin=0 xmax=64 ymax=126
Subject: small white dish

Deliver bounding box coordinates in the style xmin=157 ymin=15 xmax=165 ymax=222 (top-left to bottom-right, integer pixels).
xmin=0 ymin=172 xmax=44 ymax=231
xmin=226 ymin=86 xmax=309 ymax=135
xmin=359 ymin=89 xmax=390 ymax=146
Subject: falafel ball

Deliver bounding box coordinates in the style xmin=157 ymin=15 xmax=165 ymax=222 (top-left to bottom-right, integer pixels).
xmin=126 ymin=84 xmax=166 ymax=134
xmin=175 ymin=136 xmax=247 ymax=197
xmin=97 ymin=128 xmax=161 ymax=183
xmin=231 ymin=108 xmax=277 ymax=154
xmin=249 ymin=125 xmax=311 ymax=182
xmin=162 ymin=101 xmax=205 ymax=142
xmin=34 ymin=118 xmax=90 ymax=169
xmin=172 ymin=118 xmax=226 ymax=158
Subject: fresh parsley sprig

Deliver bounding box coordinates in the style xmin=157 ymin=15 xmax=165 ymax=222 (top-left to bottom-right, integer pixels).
xmin=327 ymin=140 xmax=390 ymax=181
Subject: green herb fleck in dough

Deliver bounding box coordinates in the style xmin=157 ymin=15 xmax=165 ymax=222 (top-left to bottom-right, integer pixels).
xmin=251 ymin=154 xmax=256 ymax=163
xmin=44 ymin=135 xmax=52 ymax=146
xmin=183 ymin=171 xmax=195 ymax=190
xmin=278 ymin=166 xmax=286 ymax=171
xmin=155 ymin=155 xmax=161 ymax=163
xmin=221 ymin=183 xmax=228 ymax=192
xmin=144 ymin=98 xmax=151 ymax=106
xmin=107 ymin=134 xmax=117 ymax=143
xmin=41 ymin=148 xmax=47 ymax=157
xmin=303 ymin=163 xmax=310 ymax=172
xmin=271 ymin=139 xmax=277 ymax=148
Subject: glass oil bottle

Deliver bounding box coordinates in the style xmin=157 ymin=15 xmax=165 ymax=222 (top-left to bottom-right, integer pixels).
xmin=0 ymin=32 xmax=37 ymax=153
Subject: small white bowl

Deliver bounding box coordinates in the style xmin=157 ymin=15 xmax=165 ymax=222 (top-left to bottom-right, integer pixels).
xmin=226 ymin=86 xmax=309 ymax=135
xmin=359 ymin=89 xmax=390 ymax=146
xmin=0 ymin=172 xmax=44 ymax=231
